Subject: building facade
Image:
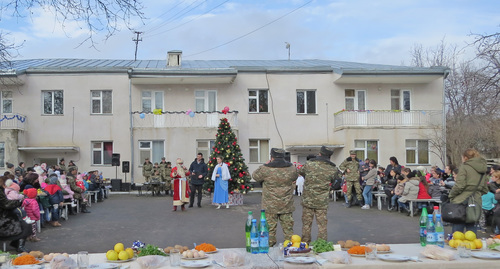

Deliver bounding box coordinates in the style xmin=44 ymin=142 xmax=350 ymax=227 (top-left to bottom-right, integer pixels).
xmin=0 ymin=51 xmax=448 ymax=183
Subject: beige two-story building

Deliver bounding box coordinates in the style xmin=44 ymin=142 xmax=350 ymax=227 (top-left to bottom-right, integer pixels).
xmin=0 ymin=51 xmax=449 ymax=183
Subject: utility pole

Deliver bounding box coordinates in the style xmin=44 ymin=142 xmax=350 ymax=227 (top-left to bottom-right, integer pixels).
xmin=133 ymin=31 xmax=143 ymax=61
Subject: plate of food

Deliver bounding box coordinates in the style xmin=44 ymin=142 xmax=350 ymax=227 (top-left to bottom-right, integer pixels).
xmin=377 ymin=254 xmax=412 ymax=262
xmin=288 ymin=248 xmax=311 ymax=254
xmin=106 ymin=258 xmax=135 ymax=263
xmin=182 ymin=256 xmax=208 ymax=260
xmin=284 ymin=257 xmax=316 ymax=264
xmin=471 ymin=252 xmax=500 ymax=260
xmin=204 ymin=249 xmax=218 ymax=254
xmin=11 ymin=265 xmax=43 ymax=269
xmin=194 ymin=243 xmax=217 ymax=254
xmin=179 ymin=260 xmax=212 ymax=268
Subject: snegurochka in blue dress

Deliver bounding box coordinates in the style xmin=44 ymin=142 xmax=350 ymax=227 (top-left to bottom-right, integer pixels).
xmin=211 ymin=156 xmax=231 ymax=209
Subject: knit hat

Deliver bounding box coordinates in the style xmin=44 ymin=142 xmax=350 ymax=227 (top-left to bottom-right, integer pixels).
xmin=23 ymin=188 xmax=37 ymax=199
xmin=49 ymin=174 xmax=59 ymax=184
xmin=6 ymin=162 xmax=14 ymax=169
xmin=270 ymin=148 xmax=285 ymax=158
xmin=320 ymin=146 xmax=333 ymax=157
xmin=34 ymin=166 xmax=44 ymax=175
xmin=5 ymin=179 xmax=13 ymax=188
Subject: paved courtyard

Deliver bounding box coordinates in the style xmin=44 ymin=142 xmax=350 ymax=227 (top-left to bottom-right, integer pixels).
xmin=19 ymin=191 xmax=454 ymax=254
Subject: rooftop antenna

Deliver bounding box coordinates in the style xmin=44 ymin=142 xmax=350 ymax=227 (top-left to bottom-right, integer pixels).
xmin=285 ymin=42 xmax=291 ymax=60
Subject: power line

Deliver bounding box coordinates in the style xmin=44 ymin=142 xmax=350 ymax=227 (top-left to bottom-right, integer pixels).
xmin=185 ymin=0 xmax=313 ymax=58
xmin=144 ymin=0 xmax=230 ymax=38
xmin=138 ymin=0 xmax=190 ymax=33
xmin=143 ymin=0 xmax=206 ymax=35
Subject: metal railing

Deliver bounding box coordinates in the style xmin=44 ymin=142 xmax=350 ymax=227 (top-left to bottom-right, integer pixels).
xmin=132 ymin=111 xmax=238 ymax=129
xmin=334 ymin=110 xmax=442 ymax=129
xmin=0 ymin=113 xmax=27 ymax=131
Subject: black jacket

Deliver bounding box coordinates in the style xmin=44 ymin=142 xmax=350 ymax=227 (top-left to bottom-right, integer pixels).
xmin=189 ymin=158 xmax=208 ymax=185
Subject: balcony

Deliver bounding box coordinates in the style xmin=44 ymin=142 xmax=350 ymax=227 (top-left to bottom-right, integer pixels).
xmin=0 ymin=113 xmax=27 ymax=131
xmin=132 ymin=111 xmax=238 ymax=129
xmin=334 ymin=110 xmax=442 ymax=130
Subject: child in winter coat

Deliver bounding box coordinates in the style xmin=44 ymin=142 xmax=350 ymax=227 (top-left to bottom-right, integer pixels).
xmin=76 ymin=174 xmax=88 ymax=203
xmin=22 ymin=188 xmax=41 ymax=242
xmin=4 ymin=179 xmax=35 ymax=224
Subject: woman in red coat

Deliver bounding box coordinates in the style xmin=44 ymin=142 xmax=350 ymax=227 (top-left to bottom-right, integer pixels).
xmin=170 ymin=158 xmax=191 ymax=211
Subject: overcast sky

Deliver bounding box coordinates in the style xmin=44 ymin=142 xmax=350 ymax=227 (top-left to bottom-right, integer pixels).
xmin=2 ymin=0 xmax=499 ymax=66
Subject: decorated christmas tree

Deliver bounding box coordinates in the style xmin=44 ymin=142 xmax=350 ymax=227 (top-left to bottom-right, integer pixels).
xmin=204 ymin=117 xmax=253 ymax=194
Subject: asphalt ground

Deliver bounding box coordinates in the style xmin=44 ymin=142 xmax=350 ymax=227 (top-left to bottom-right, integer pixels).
xmin=14 ymin=191 xmax=456 ymax=254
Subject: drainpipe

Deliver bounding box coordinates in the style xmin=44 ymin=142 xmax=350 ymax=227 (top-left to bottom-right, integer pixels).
xmin=128 ymin=69 xmax=135 ymax=184
xmin=442 ymin=70 xmax=449 ymax=167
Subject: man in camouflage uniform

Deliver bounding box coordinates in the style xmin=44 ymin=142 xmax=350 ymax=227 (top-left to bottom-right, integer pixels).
xmin=299 ymin=146 xmax=338 ymax=243
xmin=142 ymin=158 xmax=153 ymax=183
xmin=67 ymin=167 xmax=90 ymax=213
xmin=253 ymin=148 xmax=298 ymax=247
xmin=158 ymin=158 xmax=172 ymax=195
xmin=339 ymin=150 xmax=362 ymax=208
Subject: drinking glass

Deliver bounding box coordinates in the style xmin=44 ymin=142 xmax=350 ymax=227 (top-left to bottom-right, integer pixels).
xmin=365 ymin=242 xmax=377 ymax=260
xmin=457 ymin=243 xmax=471 ymax=258
xmin=77 ymin=251 xmax=89 ymax=269
xmin=274 ymin=243 xmax=284 ymax=262
xmin=170 ymin=249 xmax=181 ymax=267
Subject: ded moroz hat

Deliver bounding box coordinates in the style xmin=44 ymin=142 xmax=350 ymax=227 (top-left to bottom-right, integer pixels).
xmin=320 ymin=146 xmax=334 ymax=157
xmin=270 ymin=148 xmax=286 ymax=158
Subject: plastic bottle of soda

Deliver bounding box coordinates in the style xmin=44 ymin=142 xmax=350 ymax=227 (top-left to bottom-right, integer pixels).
xmin=245 ymin=211 xmax=253 ymax=252
xmin=432 ymin=205 xmax=440 ymax=223
xmin=426 ymin=215 xmax=437 ymax=245
xmin=250 ymin=219 xmax=259 ymax=254
xmin=435 ymin=214 xmax=445 ymax=248
xmin=419 ymin=207 xmax=428 ymax=246
xmin=259 ymin=219 xmax=269 ymax=253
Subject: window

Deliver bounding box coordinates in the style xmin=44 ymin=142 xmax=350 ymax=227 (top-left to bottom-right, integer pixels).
xmin=249 ymin=139 xmax=269 ymax=163
xmin=42 ymin=90 xmax=63 ymax=115
xmin=297 ymin=90 xmax=316 ymax=114
xmin=248 ymin=90 xmax=268 ymax=113
xmin=1 ymin=91 xmax=12 ymax=114
xmin=142 ymin=91 xmax=164 ymax=112
xmin=345 ymin=89 xmax=365 ymax=110
xmin=139 ymin=140 xmax=165 ymax=164
xmin=91 ymin=90 xmax=112 ymax=114
xmin=0 ymin=142 xmax=4 ymax=168
xmin=406 ymin=140 xmax=429 ymax=164
xmin=197 ymin=140 xmax=215 ymax=159
xmin=195 ymin=90 xmax=217 ymax=112
xmin=391 ymin=89 xmax=411 ymax=110
xmin=92 ymin=142 xmax=113 ymax=165
xmin=354 ymin=140 xmax=378 ymax=162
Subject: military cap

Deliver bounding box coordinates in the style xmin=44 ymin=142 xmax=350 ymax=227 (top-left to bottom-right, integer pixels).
xmin=270 ymin=148 xmax=285 ymax=158
xmin=349 ymin=150 xmax=357 ymax=155
xmin=320 ymin=146 xmax=333 ymax=156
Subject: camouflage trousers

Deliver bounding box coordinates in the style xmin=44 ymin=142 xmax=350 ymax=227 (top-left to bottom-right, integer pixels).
xmin=346 ymin=180 xmax=362 ymax=202
xmin=301 ymin=206 xmax=327 ymax=244
xmin=267 ymin=212 xmax=294 ymax=247
xmin=144 ymin=175 xmax=151 ymax=183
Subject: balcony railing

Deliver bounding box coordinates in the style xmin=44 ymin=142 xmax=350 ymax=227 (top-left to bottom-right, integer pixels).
xmin=334 ymin=110 xmax=442 ymax=129
xmin=132 ymin=111 xmax=238 ymax=129
xmin=0 ymin=113 xmax=27 ymax=131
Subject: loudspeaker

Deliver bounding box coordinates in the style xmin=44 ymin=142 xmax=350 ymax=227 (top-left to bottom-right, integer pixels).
xmin=112 ymin=153 xmax=120 ymax=166
xmin=285 ymin=152 xmax=291 ymax=162
xmin=111 ymin=179 xmax=122 ymax=191
xmin=122 ymin=161 xmax=130 ymax=173
xmin=121 ymin=183 xmax=131 ymax=192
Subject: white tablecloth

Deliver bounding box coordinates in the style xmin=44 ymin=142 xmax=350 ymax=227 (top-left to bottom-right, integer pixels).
xmin=37 ymin=244 xmax=499 ymax=269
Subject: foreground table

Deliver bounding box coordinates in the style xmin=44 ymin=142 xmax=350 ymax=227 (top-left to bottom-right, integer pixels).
xmin=39 ymin=244 xmax=499 ymax=269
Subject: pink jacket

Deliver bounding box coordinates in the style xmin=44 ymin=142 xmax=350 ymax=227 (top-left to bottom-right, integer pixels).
xmin=22 ymin=198 xmax=41 ymax=221
xmin=5 ymin=187 xmax=24 ymax=200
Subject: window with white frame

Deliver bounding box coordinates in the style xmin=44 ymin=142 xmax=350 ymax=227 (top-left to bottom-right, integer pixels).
xmin=139 ymin=140 xmax=165 ymax=164
xmin=1 ymin=91 xmax=13 ymax=114
xmin=91 ymin=90 xmax=112 ymax=114
xmin=354 ymin=140 xmax=378 ymax=162
xmin=197 ymin=140 xmax=215 ymax=159
xmin=248 ymin=89 xmax=268 ymax=113
xmin=406 ymin=139 xmax=429 ymax=164
xmin=391 ymin=89 xmax=411 ymax=110
xmin=92 ymin=141 xmax=113 ymax=165
xmin=195 ymin=90 xmax=217 ymax=112
xmin=42 ymin=90 xmax=64 ymax=115
xmin=249 ymin=139 xmax=269 ymax=163
xmin=0 ymin=142 xmax=4 ymax=168
xmin=296 ymin=90 xmax=316 ymax=114
xmin=142 ymin=91 xmax=164 ymax=112
xmin=345 ymin=89 xmax=366 ymax=110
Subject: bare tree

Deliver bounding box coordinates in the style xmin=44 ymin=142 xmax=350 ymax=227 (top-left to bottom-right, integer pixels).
xmin=0 ymin=0 xmax=145 ymax=62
